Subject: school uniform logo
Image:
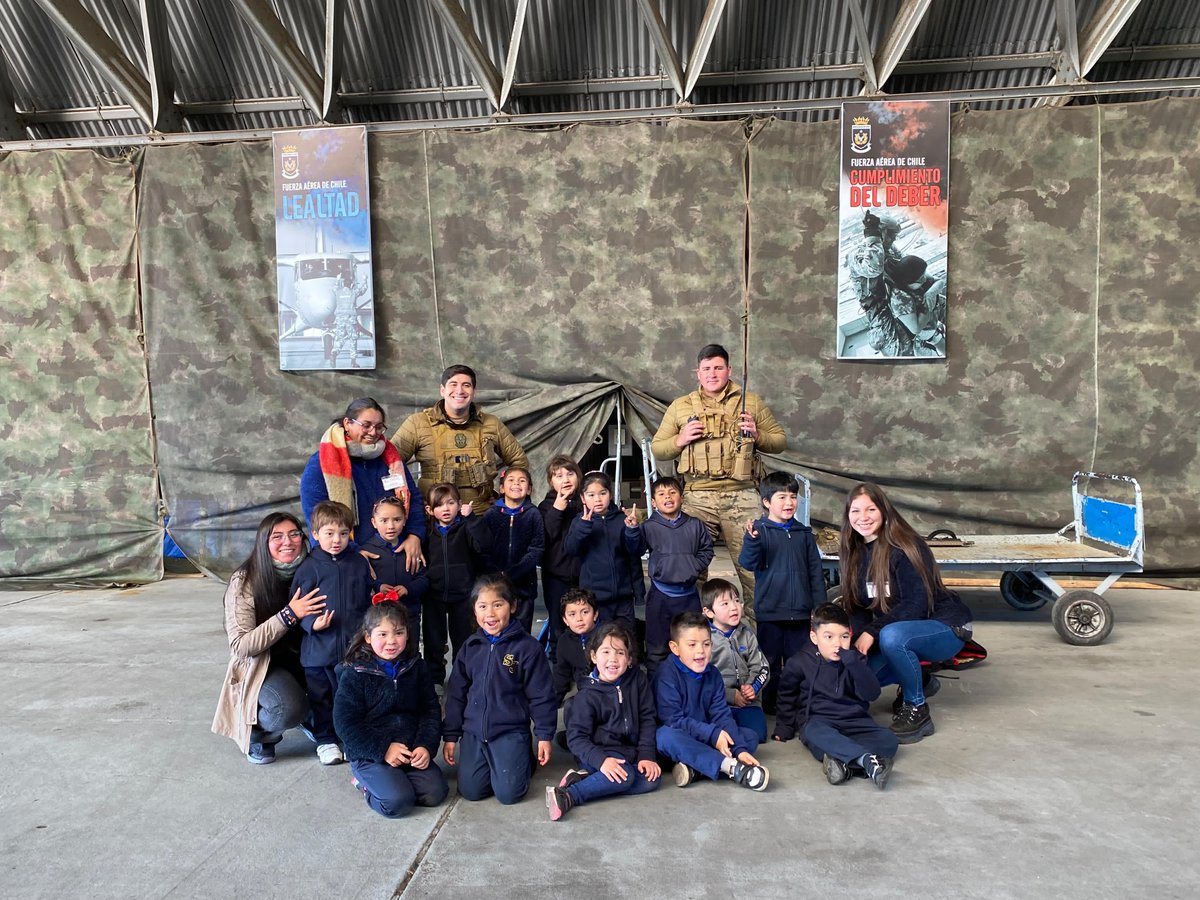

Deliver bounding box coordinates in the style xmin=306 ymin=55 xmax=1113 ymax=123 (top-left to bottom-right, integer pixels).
xmin=502 ymin=653 xmax=518 ymax=674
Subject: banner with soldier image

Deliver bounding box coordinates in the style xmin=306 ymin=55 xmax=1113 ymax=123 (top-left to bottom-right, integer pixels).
xmin=272 ymin=126 xmax=375 ymax=370
xmin=837 ymin=101 xmax=950 ymax=359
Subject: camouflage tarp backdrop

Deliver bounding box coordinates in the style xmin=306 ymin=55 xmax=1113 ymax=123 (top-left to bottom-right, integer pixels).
xmin=0 ymin=150 xmax=160 ymax=585
xmin=2 ymin=100 xmax=1197 ymax=582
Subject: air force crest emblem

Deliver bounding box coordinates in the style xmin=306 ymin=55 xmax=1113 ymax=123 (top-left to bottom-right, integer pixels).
xmin=281 ymin=145 xmax=300 ymax=180
xmin=851 ymin=116 xmax=871 ymax=154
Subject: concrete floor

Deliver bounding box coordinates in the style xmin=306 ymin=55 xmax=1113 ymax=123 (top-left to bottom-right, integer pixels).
xmin=1 ymin=577 xmax=1197 ymax=900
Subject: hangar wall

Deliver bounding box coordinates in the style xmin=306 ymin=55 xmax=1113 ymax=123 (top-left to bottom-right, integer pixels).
xmin=2 ymin=100 xmax=1196 ymax=583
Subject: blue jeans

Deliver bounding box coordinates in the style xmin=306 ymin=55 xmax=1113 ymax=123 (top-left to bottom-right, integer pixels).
xmin=871 ymin=620 xmax=964 ymax=705
xmin=350 ymin=759 xmax=448 ymax=818
xmin=455 ymin=730 xmax=532 ymax=804
xmin=566 ymin=763 xmax=661 ymax=807
xmin=252 ymin=667 xmax=308 ymax=746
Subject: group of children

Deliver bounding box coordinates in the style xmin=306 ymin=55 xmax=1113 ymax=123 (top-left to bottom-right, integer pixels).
xmin=288 ymin=459 xmax=905 ymax=820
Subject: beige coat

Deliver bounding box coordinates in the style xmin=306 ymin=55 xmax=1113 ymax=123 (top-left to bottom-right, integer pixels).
xmin=211 ymin=572 xmax=292 ymax=753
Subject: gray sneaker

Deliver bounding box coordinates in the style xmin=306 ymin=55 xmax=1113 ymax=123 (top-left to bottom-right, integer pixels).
xmin=822 ymin=754 xmax=850 ymax=785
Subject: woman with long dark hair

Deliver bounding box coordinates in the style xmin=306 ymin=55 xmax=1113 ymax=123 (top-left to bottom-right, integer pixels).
xmin=212 ymin=512 xmax=326 ymax=763
xmin=839 ymin=483 xmax=973 ymax=744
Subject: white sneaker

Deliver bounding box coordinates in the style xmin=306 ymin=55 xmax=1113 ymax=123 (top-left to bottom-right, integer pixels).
xmin=317 ymin=743 xmax=345 ymax=766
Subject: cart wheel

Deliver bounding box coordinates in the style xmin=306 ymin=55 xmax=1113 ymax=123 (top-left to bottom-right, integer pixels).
xmin=999 ymin=571 xmax=1054 ymax=611
xmin=1052 ymin=590 xmax=1114 ymax=646
xmin=826 ymin=585 xmax=843 ymax=604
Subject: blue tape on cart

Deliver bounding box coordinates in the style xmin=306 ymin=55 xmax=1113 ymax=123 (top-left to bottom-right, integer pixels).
xmin=1080 ymin=496 xmax=1137 ymax=551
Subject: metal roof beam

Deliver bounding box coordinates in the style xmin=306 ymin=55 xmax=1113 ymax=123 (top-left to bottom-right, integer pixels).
xmin=227 ymin=0 xmax=341 ymax=122
xmin=845 ymin=0 xmax=880 ymax=94
xmin=634 ymin=0 xmax=686 ymax=99
xmin=682 ymin=0 xmax=729 ymax=99
xmin=0 ymin=48 xmax=26 ymax=139
xmin=1044 ymin=0 xmax=1145 ymax=106
xmin=1055 ymin=0 xmax=1081 ymax=80
xmin=874 ymin=0 xmax=933 ymax=89
xmin=323 ymin=0 xmax=346 ymax=121
xmin=429 ymin=0 xmax=504 ymax=111
xmin=498 ymin=0 xmax=530 ymax=109
xmin=32 ymin=0 xmax=154 ymax=126
xmin=138 ymin=0 xmax=183 ymax=131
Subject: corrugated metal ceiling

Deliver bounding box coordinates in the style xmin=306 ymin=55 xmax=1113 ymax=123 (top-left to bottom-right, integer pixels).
xmin=0 ymin=0 xmax=1196 ymax=148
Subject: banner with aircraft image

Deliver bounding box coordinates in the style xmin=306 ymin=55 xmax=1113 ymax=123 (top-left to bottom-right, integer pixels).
xmin=272 ymin=126 xmax=375 ymax=370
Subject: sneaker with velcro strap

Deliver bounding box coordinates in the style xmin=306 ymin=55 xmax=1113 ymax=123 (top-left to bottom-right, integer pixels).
xmin=730 ymin=762 xmax=769 ymax=791
xmin=316 ymin=742 xmax=345 ymax=765
xmin=862 ymin=754 xmax=893 ymax=790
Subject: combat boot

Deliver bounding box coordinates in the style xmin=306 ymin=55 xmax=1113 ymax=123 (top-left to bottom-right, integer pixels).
xmin=892 ymin=701 xmax=935 ymax=744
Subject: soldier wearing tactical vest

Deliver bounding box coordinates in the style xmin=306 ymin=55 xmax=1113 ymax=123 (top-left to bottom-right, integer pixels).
xmin=393 ymin=364 xmax=529 ymax=510
xmin=651 ymin=344 xmax=788 ymax=626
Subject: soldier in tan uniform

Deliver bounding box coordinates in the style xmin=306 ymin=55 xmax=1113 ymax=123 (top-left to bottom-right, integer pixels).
xmin=651 ymin=344 xmax=787 ymax=625
xmin=393 ymin=364 xmax=528 ymax=510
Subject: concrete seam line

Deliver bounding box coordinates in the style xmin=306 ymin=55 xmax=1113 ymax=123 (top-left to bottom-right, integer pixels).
xmin=391 ymin=794 xmax=460 ymax=897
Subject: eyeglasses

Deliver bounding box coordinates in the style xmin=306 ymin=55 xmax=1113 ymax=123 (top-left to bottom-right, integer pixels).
xmin=348 ymin=418 xmax=387 ymax=434
xmin=269 ymin=530 xmax=304 ymax=542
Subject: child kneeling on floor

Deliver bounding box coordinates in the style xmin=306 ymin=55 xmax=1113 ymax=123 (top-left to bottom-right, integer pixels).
xmin=442 ymin=574 xmax=557 ymax=804
xmin=772 ymin=602 xmax=897 ymax=789
xmin=333 ymin=602 xmax=448 ymax=818
xmin=654 ymin=611 xmax=769 ymax=791
xmin=546 ymin=622 xmax=661 ymax=820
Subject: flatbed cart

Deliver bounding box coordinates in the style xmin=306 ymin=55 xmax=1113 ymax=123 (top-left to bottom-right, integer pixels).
xmin=817 ymin=472 xmax=1144 ymax=647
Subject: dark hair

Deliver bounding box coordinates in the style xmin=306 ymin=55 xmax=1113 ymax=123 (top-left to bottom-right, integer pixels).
xmin=372 ymin=495 xmax=406 ymax=517
xmin=587 ymin=621 xmax=637 ymax=664
xmin=426 ymin=483 xmax=462 ymax=509
xmin=233 ymin=512 xmax=309 ymax=626
xmin=580 ymin=471 xmax=612 ymax=494
xmin=651 ymin=475 xmax=684 ymax=495
xmin=811 ymin=602 xmax=851 ymax=630
xmin=839 ymin=482 xmax=947 ymax=616
xmin=343 ymin=601 xmax=415 ymax=665
xmin=700 ymin=577 xmax=739 ymax=611
xmin=670 ymin=610 xmax=711 ymax=643
xmin=545 ymin=455 xmax=583 ymax=486
xmin=696 ymin=343 xmax=729 ymax=365
xmin=500 ymin=465 xmax=532 ymax=486
xmin=440 ymin=364 xmax=477 ymax=387
xmin=560 ymin=587 xmax=598 ymax=617
xmin=758 ymin=471 xmax=800 ymax=502
xmin=310 ymin=500 xmax=354 ymax=532
xmin=469 ymin=572 xmax=517 ymax=609
xmin=337 ymin=396 xmax=385 ymax=427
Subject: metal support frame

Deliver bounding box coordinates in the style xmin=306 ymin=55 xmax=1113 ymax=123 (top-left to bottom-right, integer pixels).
xmin=0 ymin=45 xmax=26 ymax=139
xmin=1054 ymin=0 xmax=1081 ymax=81
xmin=682 ymin=0 xmax=729 ymax=99
xmin=845 ymin=0 xmax=880 ymax=94
xmin=32 ymin=0 xmax=154 ymax=127
xmin=634 ymin=0 xmax=686 ymax=99
xmin=874 ymin=0 xmax=933 ymax=90
xmin=137 ymin=0 xmax=183 ymax=132
xmin=429 ymin=0 xmax=504 ymax=112
xmin=1044 ymin=0 xmax=1146 ymax=107
xmin=322 ymin=0 xmax=346 ymax=122
xmin=498 ymin=0 xmax=530 ymax=110
xmin=228 ymin=0 xmax=342 ymax=123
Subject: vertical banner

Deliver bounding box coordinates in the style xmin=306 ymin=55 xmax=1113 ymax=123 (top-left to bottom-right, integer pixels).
xmin=837 ymin=101 xmax=950 ymax=359
xmin=272 ymin=126 xmax=375 ymax=370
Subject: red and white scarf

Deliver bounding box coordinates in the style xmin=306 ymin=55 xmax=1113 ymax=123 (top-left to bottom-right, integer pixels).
xmin=317 ymin=422 xmax=410 ymax=525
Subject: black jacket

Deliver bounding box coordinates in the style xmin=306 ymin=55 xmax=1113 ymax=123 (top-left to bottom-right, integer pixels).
xmin=482 ymin=500 xmax=545 ymax=599
xmin=553 ymin=627 xmax=593 ymax=704
xmin=564 ymin=505 xmax=645 ymax=607
xmin=538 ymin=490 xmax=583 ymax=582
xmin=360 ymin=535 xmax=430 ymax=607
xmin=772 ymin=645 xmax=882 ymax=742
xmin=424 ymin=514 xmax=492 ymax=605
xmin=333 ymin=654 xmax=442 ymax=762
xmin=566 ymin=666 xmax=657 ymax=771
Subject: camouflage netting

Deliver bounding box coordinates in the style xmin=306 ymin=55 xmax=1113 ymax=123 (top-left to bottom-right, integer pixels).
xmin=2 ymin=101 xmax=1198 ymax=583
xmin=0 ymin=150 xmax=160 ymax=586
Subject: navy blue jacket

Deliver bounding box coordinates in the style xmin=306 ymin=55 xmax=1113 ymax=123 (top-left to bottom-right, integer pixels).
xmin=483 ymin=500 xmax=545 ymax=600
xmin=360 ymin=534 xmax=429 ymax=610
xmin=299 ymin=452 xmax=425 ymax=548
xmin=443 ymin=622 xmax=558 ymax=742
xmin=624 ymin=510 xmax=713 ymax=590
xmin=294 ymin=547 xmax=374 ymax=667
xmin=653 ymin=655 xmax=753 ymax=757
xmin=564 ymin=506 xmax=646 ymax=607
xmin=538 ymin=490 xmax=583 ymax=581
xmin=553 ymin=627 xmax=594 ymax=704
xmin=850 ymin=545 xmax=973 ymax=640
xmin=566 ymin=666 xmax=657 ymax=771
xmin=333 ymin=654 xmax=442 ymax=762
xmin=737 ymin=516 xmax=825 ymax=622
xmin=771 ymin=645 xmax=882 ymax=742
xmin=424 ymin=514 xmax=492 ymax=606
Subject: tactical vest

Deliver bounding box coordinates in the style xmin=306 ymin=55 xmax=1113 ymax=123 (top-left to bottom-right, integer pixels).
xmin=431 ymin=420 xmax=494 ymax=490
xmin=680 ymin=393 xmax=757 ymax=483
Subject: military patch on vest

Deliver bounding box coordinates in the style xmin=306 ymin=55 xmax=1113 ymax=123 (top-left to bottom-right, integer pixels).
xmin=501 ymin=653 xmax=518 ymax=674
xmin=454 ymin=433 xmax=467 ymax=448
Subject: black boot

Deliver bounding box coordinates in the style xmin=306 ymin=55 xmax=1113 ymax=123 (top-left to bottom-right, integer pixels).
xmin=892 ymin=701 xmax=935 ymax=744
xmin=891 ymin=671 xmax=941 ymax=715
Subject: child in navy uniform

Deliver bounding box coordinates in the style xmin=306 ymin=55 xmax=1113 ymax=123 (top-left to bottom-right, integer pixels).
xmin=564 ymin=471 xmax=644 ymax=626
xmin=442 ymin=574 xmax=557 ymax=804
xmin=361 ymin=496 xmax=429 ymax=638
xmin=422 ymin=483 xmax=492 ymax=686
xmin=738 ymin=471 xmax=825 ymax=714
xmin=772 ymin=603 xmax=897 ymax=789
xmin=552 ymin=588 xmax=600 ymax=749
xmin=654 ymin=612 xmax=769 ymax=791
xmin=702 ymin=579 xmax=770 ymax=742
xmin=294 ymin=500 xmax=374 ymax=766
xmin=333 ymin=602 xmax=449 ymax=817
xmin=624 ymin=475 xmax=713 ymax=672
xmin=547 ymin=622 xmax=661 ymax=820
xmin=538 ymin=455 xmax=584 ymax=660
xmin=483 ymin=466 xmax=545 ymax=632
